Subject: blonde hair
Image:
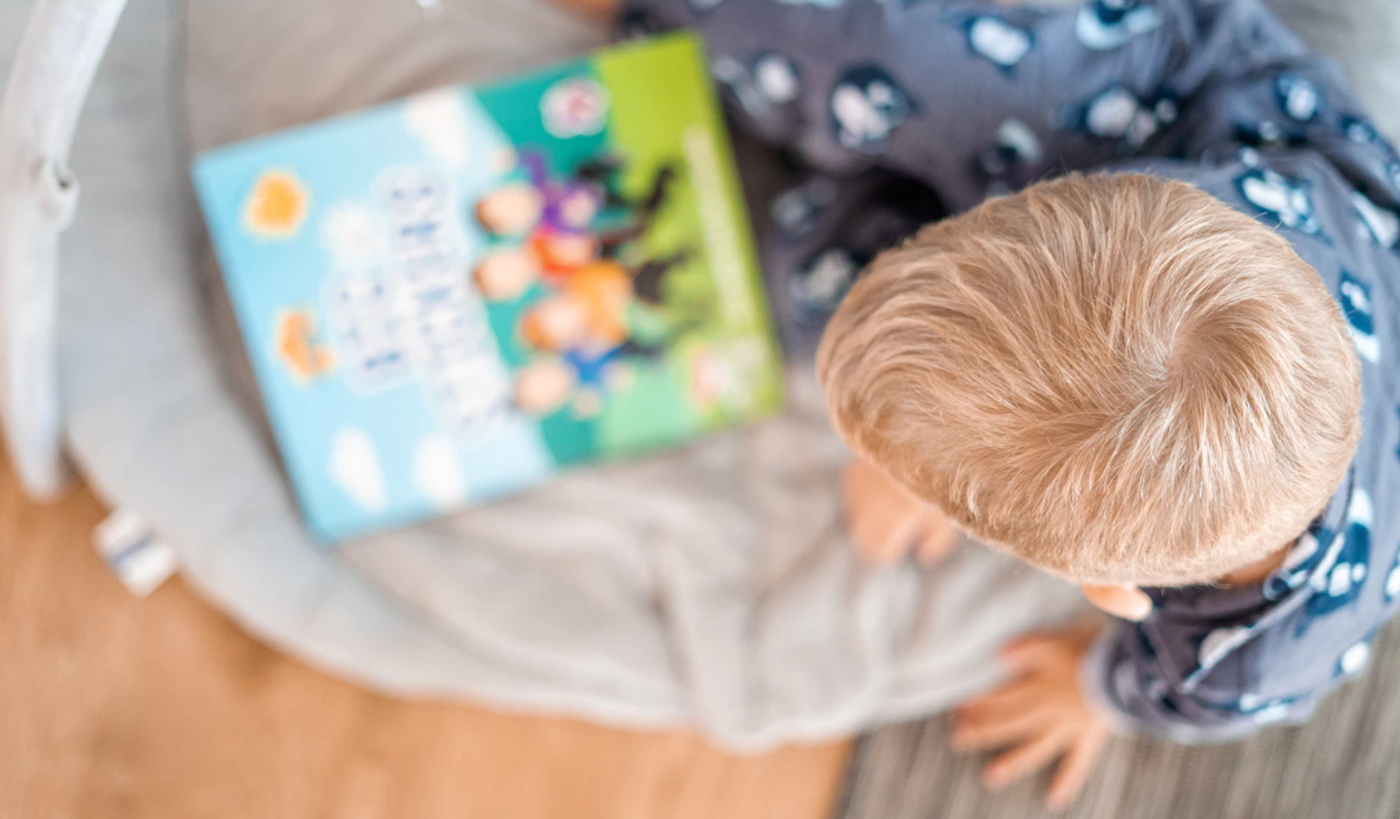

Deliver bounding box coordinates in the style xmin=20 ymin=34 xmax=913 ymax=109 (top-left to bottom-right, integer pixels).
xmin=818 ymin=173 xmax=1361 ymax=587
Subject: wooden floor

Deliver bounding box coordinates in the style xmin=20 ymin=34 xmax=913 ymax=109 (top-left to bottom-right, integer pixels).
xmin=0 ymin=451 xmax=851 ymax=819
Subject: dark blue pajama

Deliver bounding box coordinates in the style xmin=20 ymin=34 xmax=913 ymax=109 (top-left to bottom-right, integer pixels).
xmin=625 ymin=0 xmax=1400 ymax=740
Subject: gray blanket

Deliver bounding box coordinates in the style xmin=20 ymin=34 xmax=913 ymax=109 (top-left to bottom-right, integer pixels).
xmin=38 ymin=0 xmax=1087 ymax=753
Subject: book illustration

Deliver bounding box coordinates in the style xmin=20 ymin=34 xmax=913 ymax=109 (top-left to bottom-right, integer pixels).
xmin=274 ymin=308 xmax=335 ymax=383
xmin=193 ymin=35 xmax=783 ymax=541
xmin=473 ymin=150 xmax=696 ymax=418
xmin=243 ymin=169 xmax=310 ymax=239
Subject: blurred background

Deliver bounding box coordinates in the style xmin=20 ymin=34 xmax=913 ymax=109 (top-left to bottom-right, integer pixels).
xmin=4 ymin=0 xmax=1400 ymax=817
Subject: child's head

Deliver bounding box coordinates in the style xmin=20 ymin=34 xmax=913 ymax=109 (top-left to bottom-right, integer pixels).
xmin=475 ymin=247 xmax=541 ymax=301
xmin=818 ymin=173 xmax=1361 ymax=595
xmin=521 ymin=294 xmax=591 ymax=351
xmin=477 ymin=182 xmax=544 ymax=236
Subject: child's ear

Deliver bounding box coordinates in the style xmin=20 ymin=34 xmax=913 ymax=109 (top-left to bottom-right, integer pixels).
xmin=1079 ymin=584 xmax=1153 ymax=621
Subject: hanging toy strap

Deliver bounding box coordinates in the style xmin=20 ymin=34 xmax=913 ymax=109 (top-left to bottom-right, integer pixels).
xmin=0 ymin=0 xmax=129 ymax=498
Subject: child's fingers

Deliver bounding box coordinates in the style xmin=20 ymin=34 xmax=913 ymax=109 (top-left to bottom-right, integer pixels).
xmin=1045 ymin=724 xmax=1108 ymax=811
xmin=983 ymin=725 xmax=1072 ymax=790
xmin=1002 ymin=623 xmax=1106 ymax=666
xmin=954 ymin=680 xmax=1040 ymax=723
xmin=1001 ymin=637 xmax=1068 ymax=670
xmin=952 ymin=700 xmax=1050 ymax=752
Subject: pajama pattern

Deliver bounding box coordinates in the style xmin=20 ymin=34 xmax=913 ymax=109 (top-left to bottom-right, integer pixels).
xmin=625 ymin=0 xmax=1400 ymax=740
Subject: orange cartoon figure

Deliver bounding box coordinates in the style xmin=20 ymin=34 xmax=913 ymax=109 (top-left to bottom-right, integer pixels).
xmin=511 ymin=253 xmax=692 ymax=416
xmin=244 ymin=170 xmax=310 ymax=239
xmin=529 ymin=229 xmax=602 ymax=285
xmin=521 ymin=261 xmax=635 ymax=353
xmin=275 ymin=309 xmax=335 ymax=382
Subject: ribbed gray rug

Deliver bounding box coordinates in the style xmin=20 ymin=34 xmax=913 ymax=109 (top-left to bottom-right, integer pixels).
xmin=835 ymin=620 xmax=1400 ymax=819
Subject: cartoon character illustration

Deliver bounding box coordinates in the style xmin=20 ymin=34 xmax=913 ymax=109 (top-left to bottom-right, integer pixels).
xmin=275 ymin=308 xmax=335 ymax=382
xmin=688 ymin=347 xmax=731 ymax=409
xmin=473 ymin=148 xmax=697 ymax=414
xmin=1075 ymin=0 xmax=1163 ymax=50
xmin=1340 ymin=270 xmax=1380 ymax=362
xmin=520 ymin=153 xmax=605 ymax=235
xmin=474 ymin=245 xmax=543 ymax=302
xmin=830 ymin=65 xmax=916 ymax=152
xmin=476 ymin=153 xmax=678 ymax=285
xmin=563 ymin=156 xmax=679 ymax=247
xmin=513 ymin=357 xmax=580 ymax=415
xmin=959 ymin=15 xmax=1034 ymax=70
xmin=244 ymin=170 xmax=310 ymax=239
xmin=523 ymin=262 xmax=637 ymax=353
xmin=528 ymin=230 xmax=603 ymax=284
xmin=686 ymin=339 xmax=769 ymax=411
xmin=1236 ymin=166 xmax=1320 ymax=233
xmin=972 ymin=118 xmax=1043 ymax=196
xmin=1276 ymin=72 xmax=1323 ymax=122
xmin=1068 ymin=86 xmax=1176 ymax=152
xmin=1352 ymin=190 xmax=1400 ymax=249
xmin=475 ymin=181 xmax=545 ymax=237
xmin=513 ymin=254 xmax=691 ymax=415
xmin=540 ymin=77 xmax=610 ymax=139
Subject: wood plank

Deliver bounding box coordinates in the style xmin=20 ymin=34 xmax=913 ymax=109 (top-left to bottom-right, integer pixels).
xmin=0 ymin=450 xmax=851 ymax=819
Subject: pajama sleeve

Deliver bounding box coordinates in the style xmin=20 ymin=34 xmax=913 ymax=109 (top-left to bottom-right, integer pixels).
xmin=1078 ymin=613 xmax=1323 ymax=743
xmin=620 ymin=0 xmax=1334 ymax=209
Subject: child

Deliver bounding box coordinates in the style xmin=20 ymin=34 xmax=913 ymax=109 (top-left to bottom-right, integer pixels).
xmin=556 ymin=0 xmax=1400 ymax=806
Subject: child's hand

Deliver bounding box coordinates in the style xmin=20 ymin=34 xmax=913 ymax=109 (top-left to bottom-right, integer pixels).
xmin=951 ymin=626 xmax=1110 ymax=811
xmin=842 ymin=458 xmax=957 ymax=565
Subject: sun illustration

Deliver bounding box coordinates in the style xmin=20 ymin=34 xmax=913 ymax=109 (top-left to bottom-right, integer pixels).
xmin=244 ymin=170 xmax=310 ymax=239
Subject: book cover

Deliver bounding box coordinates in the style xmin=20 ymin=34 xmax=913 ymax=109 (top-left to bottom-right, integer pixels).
xmin=192 ymin=34 xmax=783 ymax=543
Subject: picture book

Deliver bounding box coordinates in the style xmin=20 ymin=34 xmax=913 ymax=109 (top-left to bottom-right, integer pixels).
xmin=192 ymin=34 xmax=783 ymax=542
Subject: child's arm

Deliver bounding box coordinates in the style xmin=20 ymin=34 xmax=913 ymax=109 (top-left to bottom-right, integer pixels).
xmin=843 ymin=457 xmax=956 ymax=565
